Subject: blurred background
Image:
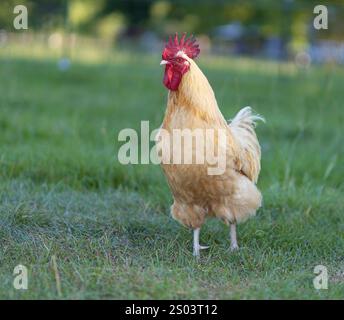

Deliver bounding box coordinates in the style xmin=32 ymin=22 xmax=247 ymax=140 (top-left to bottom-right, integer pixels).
xmin=1 ymin=0 xmax=344 ymax=64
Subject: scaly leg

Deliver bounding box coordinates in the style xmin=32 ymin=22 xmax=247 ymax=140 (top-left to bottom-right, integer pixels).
xmin=230 ymin=223 xmax=239 ymax=251
xmin=193 ymin=228 xmax=209 ymax=257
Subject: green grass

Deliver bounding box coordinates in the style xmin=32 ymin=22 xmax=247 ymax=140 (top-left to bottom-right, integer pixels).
xmin=0 ymin=49 xmax=343 ymax=299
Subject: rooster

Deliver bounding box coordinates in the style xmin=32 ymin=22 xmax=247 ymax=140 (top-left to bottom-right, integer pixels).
xmin=157 ymin=33 xmax=264 ymax=257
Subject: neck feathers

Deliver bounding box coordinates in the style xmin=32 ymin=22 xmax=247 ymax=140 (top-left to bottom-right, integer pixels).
xmin=167 ymin=60 xmax=226 ymax=124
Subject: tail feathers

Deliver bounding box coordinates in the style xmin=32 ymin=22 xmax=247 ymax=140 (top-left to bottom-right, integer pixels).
xmin=229 ymin=107 xmax=265 ymax=183
xmin=229 ymin=106 xmax=265 ymax=129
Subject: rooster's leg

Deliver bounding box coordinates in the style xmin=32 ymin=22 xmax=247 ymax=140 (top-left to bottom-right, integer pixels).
xmin=193 ymin=228 xmax=209 ymax=257
xmin=230 ymin=223 xmax=239 ymax=251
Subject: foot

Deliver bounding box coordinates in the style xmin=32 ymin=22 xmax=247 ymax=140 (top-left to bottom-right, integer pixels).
xmin=193 ymin=244 xmax=210 ymax=257
xmin=193 ymin=228 xmax=209 ymax=257
xmin=230 ymin=243 xmax=239 ymax=251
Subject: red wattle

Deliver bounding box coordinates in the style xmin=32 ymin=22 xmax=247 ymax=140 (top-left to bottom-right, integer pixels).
xmin=163 ymin=65 xmax=182 ymax=91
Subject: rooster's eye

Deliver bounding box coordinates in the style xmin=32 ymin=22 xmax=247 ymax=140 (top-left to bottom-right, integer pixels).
xmin=176 ymin=58 xmax=183 ymax=63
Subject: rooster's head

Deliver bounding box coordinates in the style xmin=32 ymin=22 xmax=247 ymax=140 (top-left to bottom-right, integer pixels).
xmin=160 ymin=33 xmax=200 ymax=91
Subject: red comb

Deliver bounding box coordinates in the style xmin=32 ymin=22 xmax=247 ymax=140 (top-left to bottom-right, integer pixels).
xmin=162 ymin=33 xmax=200 ymax=60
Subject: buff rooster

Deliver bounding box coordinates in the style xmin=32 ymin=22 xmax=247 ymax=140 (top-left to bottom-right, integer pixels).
xmin=157 ymin=33 xmax=264 ymax=257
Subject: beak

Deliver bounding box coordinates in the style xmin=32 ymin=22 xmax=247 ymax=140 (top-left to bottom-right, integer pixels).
xmin=160 ymin=60 xmax=169 ymax=65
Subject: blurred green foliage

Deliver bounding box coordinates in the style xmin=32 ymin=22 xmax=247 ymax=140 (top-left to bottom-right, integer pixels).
xmin=1 ymin=0 xmax=343 ymax=41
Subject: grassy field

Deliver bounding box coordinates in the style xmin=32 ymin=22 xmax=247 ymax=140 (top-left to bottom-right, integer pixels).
xmin=0 ymin=47 xmax=343 ymax=299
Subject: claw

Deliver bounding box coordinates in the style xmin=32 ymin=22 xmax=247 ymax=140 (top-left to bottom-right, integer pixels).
xmin=193 ymin=244 xmax=209 ymax=257
xmin=230 ymin=244 xmax=239 ymax=251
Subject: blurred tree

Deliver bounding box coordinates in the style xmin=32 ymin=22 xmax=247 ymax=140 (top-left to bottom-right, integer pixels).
xmin=68 ymin=0 xmax=104 ymax=29
xmin=0 ymin=0 xmax=343 ymax=47
xmin=102 ymin=0 xmax=154 ymax=36
xmin=95 ymin=12 xmax=126 ymax=40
